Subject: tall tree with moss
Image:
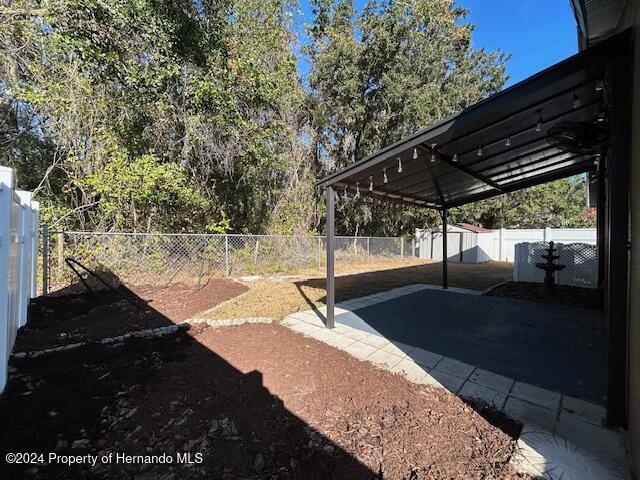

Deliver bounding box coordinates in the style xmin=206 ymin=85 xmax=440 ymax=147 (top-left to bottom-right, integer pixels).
xmin=305 ymin=0 xmax=509 ymax=235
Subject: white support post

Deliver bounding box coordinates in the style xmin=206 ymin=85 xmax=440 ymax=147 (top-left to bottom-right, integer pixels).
xmin=544 ymin=226 xmax=551 ymax=243
xmin=499 ymin=228 xmax=505 ymax=261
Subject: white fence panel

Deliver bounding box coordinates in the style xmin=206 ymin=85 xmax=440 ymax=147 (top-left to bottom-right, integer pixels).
xmin=416 ymin=227 xmax=597 ymax=264
xmin=0 ymin=166 xmax=39 ymax=392
xmin=513 ymin=242 xmax=598 ymax=288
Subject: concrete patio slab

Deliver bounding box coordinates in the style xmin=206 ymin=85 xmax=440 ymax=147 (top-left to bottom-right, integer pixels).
xmin=409 ymin=347 xmax=443 ymax=368
xmin=367 ymin=349 xmax=403 ymax=369
xmin=342 ymin=341 xmax=378 ymax=360
xmin=504 ymin=397 xmax=557 ymax=432
xmin=468 ymin=368 xmax=514 ymax=394
xmin=459 ymin=381 xmax=508 ymax=409
xmin=512 ymin=426 xmax=631 ymax=480
xmin=390 ymin=358 xmax=429 ymax=383
xmin=511 ymin=381 xmax=562 ymax=411
xmin=432 ymin=356 xmax=474 ymax=379
xmin=561 ymin=395 xmax=606 ymax=426
xmin=424 ymin=370 xmax=466 ymax=393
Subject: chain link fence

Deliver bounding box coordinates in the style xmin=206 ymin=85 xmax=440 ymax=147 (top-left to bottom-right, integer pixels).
xmin=513 ymin=242 xmax=598 ymax=288
xmin=42 ymin=231 xmax=417 ymax=293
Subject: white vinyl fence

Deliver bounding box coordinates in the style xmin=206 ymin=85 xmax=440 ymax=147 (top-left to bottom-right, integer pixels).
xmin=0 ymin=166 xmax=39 ymax=392
xmin=416 ymin=226 xmax=596 ymax=263
xmin=513 ymin=242 xmax=598 ymax=288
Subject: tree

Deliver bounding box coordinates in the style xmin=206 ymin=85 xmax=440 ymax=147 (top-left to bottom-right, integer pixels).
xmin=452 ymin=176 xmax=594 ymax=229
xmin=306 ymin=0 xmax=509 ymax=235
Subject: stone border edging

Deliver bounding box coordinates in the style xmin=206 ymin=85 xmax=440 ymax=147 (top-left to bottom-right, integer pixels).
xmin=12 ymin=323 xmax=190 ymax=359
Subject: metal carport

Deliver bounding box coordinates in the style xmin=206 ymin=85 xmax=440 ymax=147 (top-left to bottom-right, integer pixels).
xmin=317 ymin=30 xmax=632 ymax=427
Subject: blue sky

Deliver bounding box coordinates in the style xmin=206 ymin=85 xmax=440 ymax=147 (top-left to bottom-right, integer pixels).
xmin=296 ymin=0 xmax=578 ymax=87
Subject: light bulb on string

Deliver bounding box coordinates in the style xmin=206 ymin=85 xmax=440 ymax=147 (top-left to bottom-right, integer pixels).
xmin=383 ymin=168 xmax=388 ymax=184
xmin=477 ymin=145 xmax=483 ymax=157
xmin=397 ymin=157 xmax=403 ymax=173
xmin=535 ymin=112 xmax=543 ymax=132
xmin=369 ymin=176 xmax=374 ymax=192
xmin=355 ymin=182 xmax=360 ymax=198
xmin=430 ymin=143 xmax=437 ymax=163
xmin=597 ymin=110 xmax=605 ymax=122
xmin=572 ymin=91 xmax=581 ymax=109
xmin=505 ymin=136 xmax=511 ymax=147
xmin=343 ymin=185 xmax=348 ymax=200
xmin=452 ymin=153 xmax=458 ymax=162
xmin=595 ymin=80 xmax=604 ymax=92
xmin=412 ymin=148 xmax=418 ymax=159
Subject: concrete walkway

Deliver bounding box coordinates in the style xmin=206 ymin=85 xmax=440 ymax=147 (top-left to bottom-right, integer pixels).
xmin=281 ymin=284 xmax=631 ymax=480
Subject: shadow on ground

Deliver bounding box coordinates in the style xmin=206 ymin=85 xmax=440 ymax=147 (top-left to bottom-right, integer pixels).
xmin=0 ymin=284 xmax=377 ymax=480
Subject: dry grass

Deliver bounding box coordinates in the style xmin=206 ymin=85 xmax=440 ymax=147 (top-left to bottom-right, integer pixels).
xmin=199 ymin=259 xmax=513 ymax=321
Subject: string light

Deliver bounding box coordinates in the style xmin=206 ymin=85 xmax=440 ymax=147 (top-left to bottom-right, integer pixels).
xmin=477 ymin=145 xmax=483 ymax=157
xmin=505 ymin=136 xmax=511 ymax=147
xmin=452 ymin=153 xmax=458 ymax=162
xmin=369 ymin=176 xmax=374 ymax=192
xmin=397 ymin=157 xmax=403 ymax=173
xmin=355 ymin=182 xmax=360 ymax=198
xmin=595 ymin=79 xmax=604 ymax=92
xmin=343 ymin=185 xmax=348 ymax=200
xmin=597 ymin=110 xmax=605 ymax=122
xmin=535 ymin=112 xmax=543 ymax=132
xmin=572 ymin=91 xmax=581 ymax=109
xmin=383 ymin=168 xmax=388 ymax=183
xmin=413 ymin=148 xmax=418 ymax=159
xmin=430 ymin=143 xmax=437 ymax=163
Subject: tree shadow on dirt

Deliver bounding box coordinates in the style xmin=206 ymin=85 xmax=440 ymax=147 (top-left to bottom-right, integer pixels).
xmin=0 ymin=281 xmax=379 ymax=480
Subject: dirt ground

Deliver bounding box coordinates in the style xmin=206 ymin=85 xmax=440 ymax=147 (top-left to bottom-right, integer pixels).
xmin=486 ymin=281 xmax=601 ymax=309
xmin=16 ymin=280 xmax=248 ymax=352
xmin=0 ymin=287 xmax=529 ymax=480
xmin=201 ymin=260 xmax=513 ymax=321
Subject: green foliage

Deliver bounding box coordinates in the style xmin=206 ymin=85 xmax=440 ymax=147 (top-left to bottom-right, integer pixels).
xmin=0 ymin=0 xmax=593 ymax=235
xmin=452 ymin=177 xmax=594 ymax=229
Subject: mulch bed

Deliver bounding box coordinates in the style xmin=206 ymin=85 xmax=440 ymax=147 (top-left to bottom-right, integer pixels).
xmin=1 ymin=288 xmax=529 ymax=480
xmin=15 ymin=279 xmax=248 ymax=352
xmin=485 ymin=281 xmax=601 ymax=309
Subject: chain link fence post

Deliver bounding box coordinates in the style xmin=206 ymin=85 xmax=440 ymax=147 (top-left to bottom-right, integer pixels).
xmin=224 ymin=234 xmax=230 ymax=277
xmin=56 ymin=232 xmax=64 ymax=284
xmin=400 ymin=238 xmax=404 ymax=259
xmin=42 ymin=224 xmax=49 ymax=296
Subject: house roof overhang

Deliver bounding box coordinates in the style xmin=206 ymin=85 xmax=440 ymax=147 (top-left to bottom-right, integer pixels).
xmin=316 ymin=32 xmax=627 ymax=210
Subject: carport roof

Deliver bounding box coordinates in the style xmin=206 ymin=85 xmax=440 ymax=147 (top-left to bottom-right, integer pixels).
xmin=317 ymin=33 xmax=619 ymax=209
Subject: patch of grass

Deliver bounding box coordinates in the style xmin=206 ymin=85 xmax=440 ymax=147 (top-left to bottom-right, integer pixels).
xmin=199 ymin=259 xmax=513 ymax=321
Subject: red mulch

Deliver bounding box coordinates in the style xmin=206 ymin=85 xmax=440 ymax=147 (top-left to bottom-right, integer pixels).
xmin=486 ymin=281 xmax=601 ymax=309
xmin=1 ymin=286 xmax=529 ymax=480
xmin=14 ymin=280 xmax=248 ymax=352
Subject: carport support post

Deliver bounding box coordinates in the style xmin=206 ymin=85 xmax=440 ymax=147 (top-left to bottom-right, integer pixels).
xmin=441 ymin=208 xmax=448 ymax=289
xmin=325 ymin=186 xmax=335 ymax=329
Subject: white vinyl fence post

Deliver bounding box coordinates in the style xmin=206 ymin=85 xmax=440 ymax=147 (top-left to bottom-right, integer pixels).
xmin=0 ymin=166 xmax=14 ymax=392
xmin=42 ymin=224 xmax=49 ymax=296
xmin=499 ymin=228 xmax=505 ymax=261
xmin=30 ymin=201 xmax=39 ymax=298
xmin=544 ymin=227 xmax=551 ymax=242
xmin=16 ymin=191 xmax=32 ymax=327
xmin=400 ymin=238 xmax=404 ymax=258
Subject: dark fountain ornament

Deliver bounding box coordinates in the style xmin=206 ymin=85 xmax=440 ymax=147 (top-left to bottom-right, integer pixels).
xmin=535 ymin=241 xmax=566 ymax=295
